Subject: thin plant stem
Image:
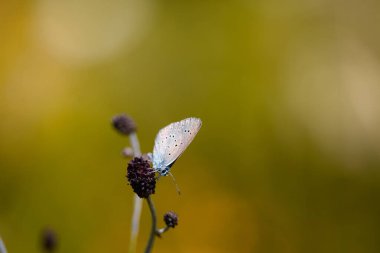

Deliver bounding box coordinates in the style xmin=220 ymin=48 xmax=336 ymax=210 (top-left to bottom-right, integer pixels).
xmin=129 ymin=196 xmax=142 ymax=253
xmin=128 ymin=132 xmax=143 ymax=253
xmin=0 ymin=237 xmax=7 ymax=253
xmin=129 ymin=132 xmax=141 ymax=156
xmin=145 ymin=196 xmax=157 ymax=253
xmin=156 ymin=226 xmax=170 ymax=237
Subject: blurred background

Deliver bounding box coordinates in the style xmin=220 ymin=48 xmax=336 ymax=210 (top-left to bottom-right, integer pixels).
xmin=1 ymin=0 xmax=380 ymax=252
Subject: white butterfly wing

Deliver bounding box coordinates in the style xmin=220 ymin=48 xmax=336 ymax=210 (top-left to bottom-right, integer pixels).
xmin=152 ymin=118 xmax=202 ymax=172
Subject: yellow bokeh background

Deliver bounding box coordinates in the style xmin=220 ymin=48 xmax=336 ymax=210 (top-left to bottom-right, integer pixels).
xmin=1 ymin=0 xmax=380 ymax=252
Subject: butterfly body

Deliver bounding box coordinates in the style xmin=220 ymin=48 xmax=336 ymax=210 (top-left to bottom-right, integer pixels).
xmin=152 ymin=117 xmax=202 ymax=176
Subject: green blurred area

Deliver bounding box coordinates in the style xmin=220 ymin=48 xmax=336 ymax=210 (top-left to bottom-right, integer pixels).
xmin=1 ymin=0 xmax=380 ymax=252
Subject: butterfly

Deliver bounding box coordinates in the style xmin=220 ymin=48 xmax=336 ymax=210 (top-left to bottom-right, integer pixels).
xmin=151 ymin=117 xmax=202 ymax=176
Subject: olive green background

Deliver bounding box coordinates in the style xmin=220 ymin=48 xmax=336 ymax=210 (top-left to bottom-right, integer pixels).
xmin=1 ymin=0 xmax=380 ymax=252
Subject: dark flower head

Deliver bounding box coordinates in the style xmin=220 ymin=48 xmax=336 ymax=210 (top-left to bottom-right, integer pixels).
xmin=163 ymin=211 xmax=178 ymax=228
xmin=127 ymin=157 xmax=156 ymax=198
xmin=41 ymin=228 xmax=57 ymax=252
xmin=112 ymin=114 xmax=137 ymax=135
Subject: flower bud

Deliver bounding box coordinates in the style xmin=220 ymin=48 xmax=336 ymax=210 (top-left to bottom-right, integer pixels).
xmin=163 ymin=211 xmax=178 ymax=228
xmin=112 ymin=114 xmax=137 ymax=135
xmin=122 ymin=147 xmax=134 ymax=158
xmin=41 ymin=228 xmax=57 ymax=252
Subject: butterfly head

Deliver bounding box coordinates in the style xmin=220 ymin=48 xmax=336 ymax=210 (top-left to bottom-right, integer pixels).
xmin=158 ymin=166 xmax=170 ymax=176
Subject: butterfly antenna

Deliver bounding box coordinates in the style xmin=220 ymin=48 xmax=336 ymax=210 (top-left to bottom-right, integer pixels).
xmin=168 ymin=172 xmax=181 ymax=195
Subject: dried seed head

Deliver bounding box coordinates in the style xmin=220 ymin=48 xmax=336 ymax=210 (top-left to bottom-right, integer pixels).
xmin=163 ymin=211 xmax=178 ymax=228
xmin=112 ymin=114 xmax=137 ymax=135
xmin=127 ymin=157 xmax=156 ymax=198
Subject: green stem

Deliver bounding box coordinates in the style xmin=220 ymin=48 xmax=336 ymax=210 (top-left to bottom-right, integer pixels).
xmin=145 ymin=196 xmax=157 ymax=253
xmin=156 ymin=226 xmax=170 ymax=237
